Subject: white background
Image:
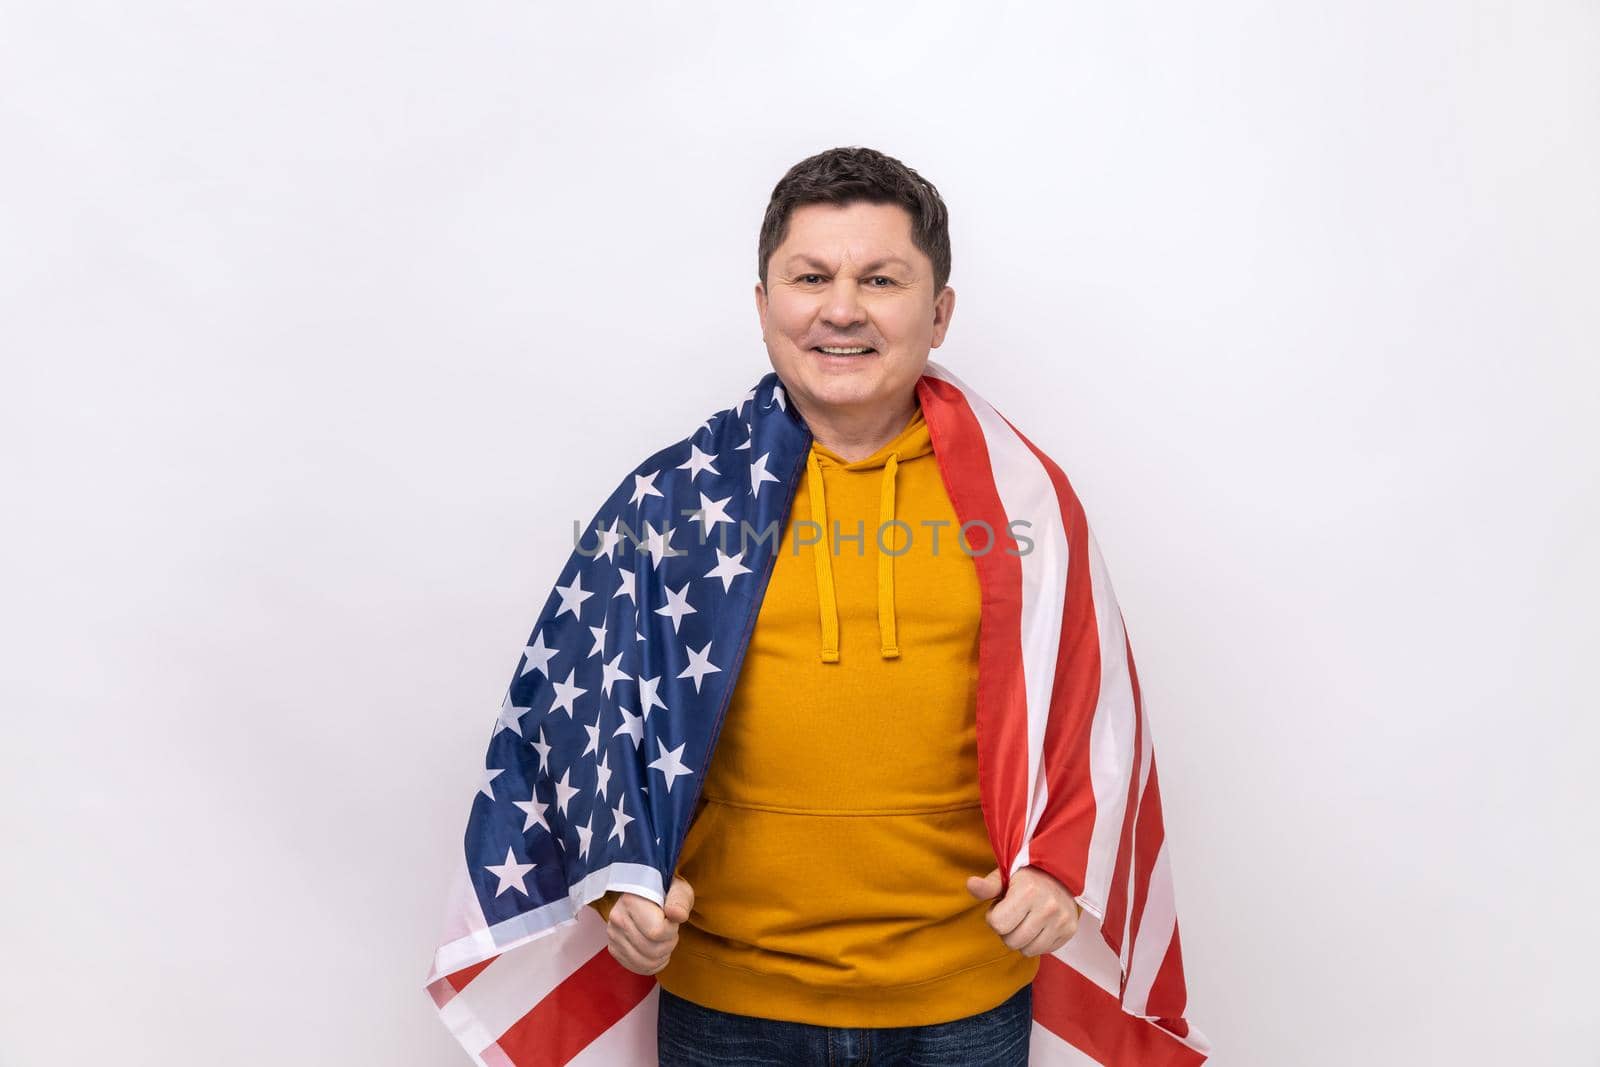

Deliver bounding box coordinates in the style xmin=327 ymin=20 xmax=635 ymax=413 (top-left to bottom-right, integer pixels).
xmin=3 ymin=2 xmax=1596 ymax=1064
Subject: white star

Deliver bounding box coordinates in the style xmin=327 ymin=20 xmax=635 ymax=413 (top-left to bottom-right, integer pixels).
xmin=705 ymin=547 xmax=752 ymax=592
xmin=553 ymin=575 xmax=594 ymax=620
xmin=549 ymin=668 xmax=587 ymax=718
xmin=593 ymin=516 xmax=623 ymax=563
xmin=608 ymin=798 xmax=634 ymax=845
xmin=478 ymin=766 xmax=504 ymax=800
xmin=691 ymin=492 xmax=735 ymax=538
xmin=649 ymin=740 xmax=695 ymax=795
xmin=576 ymin=809 xmax=596 ymax=861
xmin=677 ymin=444 xmax=720 ymax=481
xmin=772 ymin=384 xmax=787 ymax=410
xmin=485 ymin=847 xmax=535 ymax=897
xmin=594 ymin=751 xmax=613 ymax=802
xmin=738 ymin=386 xmax=757 ymax=415
xmin=495 ymin=691 xmax=530 ymax=738
xmin=613 ymin=566 xmax=637 ymax=604
xmin=613 ymin=706 xmax=645 ymax=749
xmin=749 ymin=452 xmax=781 ymax=496
xmin=734 ymin=428 xmax=752 ymax=451
xmin=654 ymin=580 xmax=696 ymax=633
xmin=520 ymin=632 xmax=558 ymax=679
xmin=630 ymin=470 xmax=663 ymax=506
xmin=637 ymin=674 xmax=668 ymax=717
xmin=582 ymin=712 xmax=602 ymax=758
xmin=601 ymin=652 xmax=630 ymax=698
xmin=529 ymin=726 xmax=552 ymax=775
xmin=513 ymin=795 xmax=550 ymax=835
xmin=588 ymin=619 xmax=608 ymax=658
xmin=640 ymin=520 xmax=677 ymax=568
xmin=677 ymin=639 xmax=721 ymax=693
xmin=553 ymin=768 xmax=579 ymax=816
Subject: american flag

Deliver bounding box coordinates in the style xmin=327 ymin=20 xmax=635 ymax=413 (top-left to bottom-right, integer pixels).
xmin=426 ymin=360 xmax=1209 ymax=1066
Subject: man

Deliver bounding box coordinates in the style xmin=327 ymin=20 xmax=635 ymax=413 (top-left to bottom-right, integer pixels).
xmin=427 ymin=148 xmax=1207 ymax=1067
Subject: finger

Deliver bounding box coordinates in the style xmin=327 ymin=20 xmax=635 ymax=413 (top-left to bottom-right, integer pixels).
xmin=1000 ymin=908 xmax=1048 ymax=953
xmin=606 ymin=928 xmax=669 ymax=975
xmin=608 ymin=908 xmax=677 ymax=965
xmin=1016 ymin=918 xmax=1062 ymax=958
xmin=615 ymin=898 xmax=679 ymax=945
xmin=619 ymin=929 xmax=675 ymax=973
xmin=986 ymin=890 xmax=1028 ymax=938
xmin=664 ymin=876 xmax=695 ymax=922
xmin=966 ymin=867 xmax=1002 ymax=900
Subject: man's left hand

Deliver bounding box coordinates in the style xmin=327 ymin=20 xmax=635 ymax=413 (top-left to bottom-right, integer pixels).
xmin=966 ymin=865 xmax=1083 ymax=957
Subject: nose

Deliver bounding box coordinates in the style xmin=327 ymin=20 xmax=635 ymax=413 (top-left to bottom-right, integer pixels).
xmin=820 ymin=278 xmax=868 ymax=330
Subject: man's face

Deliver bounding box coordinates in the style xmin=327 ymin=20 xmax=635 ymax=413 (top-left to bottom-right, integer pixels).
xmin=756 ymin=201 xmax=955 ymax=422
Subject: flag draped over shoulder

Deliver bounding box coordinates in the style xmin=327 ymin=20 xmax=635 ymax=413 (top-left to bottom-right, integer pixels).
xmin=425 ymin=360 xmax=1209 ymax=1066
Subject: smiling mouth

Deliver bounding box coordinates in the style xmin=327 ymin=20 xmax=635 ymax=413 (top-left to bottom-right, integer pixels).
xmin=812 ymin=346 xmax=877 ymax=356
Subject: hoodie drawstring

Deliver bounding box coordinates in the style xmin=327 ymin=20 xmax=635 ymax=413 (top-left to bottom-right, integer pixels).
xmin=805 ymin=447 xmax=901 ymax=663
xmin=805 ymin=449 xmax=841 ymax=663
xmin=877 ymin=453 xmax=901 ymax=658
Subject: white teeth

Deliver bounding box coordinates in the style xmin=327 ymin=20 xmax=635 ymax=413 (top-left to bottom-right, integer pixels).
xmin=818 ymin=346 xmax=872 ymax=354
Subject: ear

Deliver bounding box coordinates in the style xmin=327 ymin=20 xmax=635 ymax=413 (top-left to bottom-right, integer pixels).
xmin=754 ymin=281 xmax=768 ymax=334
xmin=930 ymin=284 xmax=956 ymax=348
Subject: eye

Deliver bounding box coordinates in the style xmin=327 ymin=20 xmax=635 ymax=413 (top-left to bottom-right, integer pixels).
xmin=797 ymin=274 xmax=825 ymax=284
xmin=868 ymin=275 xmax=895 ymax=287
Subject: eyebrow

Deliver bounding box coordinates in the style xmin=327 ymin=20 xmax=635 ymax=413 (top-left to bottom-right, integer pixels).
xmin=783 ymin=255 xmax=913 ymax=274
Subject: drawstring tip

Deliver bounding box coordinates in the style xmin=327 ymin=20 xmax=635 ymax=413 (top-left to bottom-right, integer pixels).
xmin=880 ymin=646 xmax=900 ymax=659
xmin=820 ymin=649 xmax=840 ymax=664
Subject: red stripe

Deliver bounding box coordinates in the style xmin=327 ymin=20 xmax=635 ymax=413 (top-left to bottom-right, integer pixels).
xmin=1033 ymin=954 xmax=1206 ymax=1067
xmin=917 ymin=375 xmax=1032 ymax=889
xmin=490 ymin=947 xmax=655 ymax=1067
xmin=1146 ymin=919 xmax=1191 ymax=1028
xmin=1000 ymin=414 xmax=1103 ymax=900
xmin=445 ymin=958 xmax=496 ymax=993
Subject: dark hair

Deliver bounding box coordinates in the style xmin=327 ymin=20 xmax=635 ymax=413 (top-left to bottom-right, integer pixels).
xmin=757 ymin=146 xmax=952 ymax=292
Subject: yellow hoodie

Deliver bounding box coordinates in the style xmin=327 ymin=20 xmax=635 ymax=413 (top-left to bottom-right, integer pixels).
xmin=595 ymin=400 xmax=1038 ymax=1025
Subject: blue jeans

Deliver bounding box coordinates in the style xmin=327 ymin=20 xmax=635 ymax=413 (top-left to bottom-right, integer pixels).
xmin=656 ymin=982 xmax=1032 ymax=1066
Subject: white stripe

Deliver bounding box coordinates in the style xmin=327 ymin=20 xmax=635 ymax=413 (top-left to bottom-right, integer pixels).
xmin=1122 ymin=840 xmax=1176 ymax=1017
xmin=1052 ymin=906 xmax=1124 ymax=996
xmin=924 ymin=361 xmax=1065 ymax=869
xmin=1081 ymin=526 xmax=1136 ymax=916
xmin=572 ymin=862 xmax=666 ymax=911
xmin=1029 ymin=1016 xmax=1105 ymax=1066
xmin=1136 ymin=635 xmax=1154 ymax=802
xmin=567 ymin=985 xmax=660 ymax=1065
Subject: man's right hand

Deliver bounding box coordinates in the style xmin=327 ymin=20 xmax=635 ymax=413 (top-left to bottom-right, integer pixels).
xmin=603 ymin=875 xmax=695 ymax=976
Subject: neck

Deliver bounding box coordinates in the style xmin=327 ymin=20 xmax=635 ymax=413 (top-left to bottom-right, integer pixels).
xmin=792 ymin=391 xmax=918 ymax=463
